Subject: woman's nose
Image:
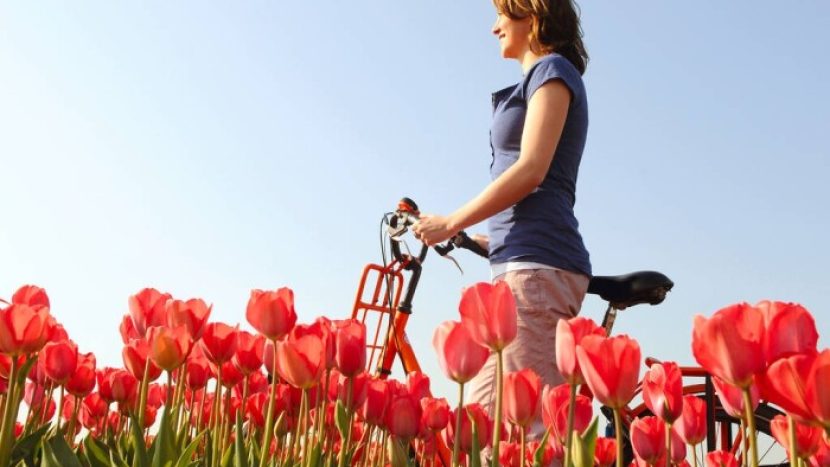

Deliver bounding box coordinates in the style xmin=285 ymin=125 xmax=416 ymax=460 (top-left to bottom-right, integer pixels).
xmin=491 ymin=19 xmax=500 ymax=36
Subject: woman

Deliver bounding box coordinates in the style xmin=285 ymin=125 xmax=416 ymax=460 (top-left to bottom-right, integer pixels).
xmin=412 ymin=0 xmax=591 ymax=440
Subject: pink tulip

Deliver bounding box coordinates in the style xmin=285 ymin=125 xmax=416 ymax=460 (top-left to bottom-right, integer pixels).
xmin=556 ymin=317 xmax=606 ymax=385
xmin=575 ymin=334 xmax=641 ymax=409
xmin=446 ymin=403 xmax=492 ymax=453
xmin=631 ymin=416 xmax=666 ymax=465
xmin=757 ymin=301 xmax=818 ymax=364
xmin=642 ymin=361 xmax=684 ymax=424
xmin=458 ymin=281 xmax=517 ymax=351
xmin=421 ymin=397 xmax=450 ymax=432
xmin=334 ymin=319 xmax=366 ymax=377
xmin=128 ymin=288 xmax=171 ymax=337
xmin=770 ymin=415 xmax=823 ymax=459
xmin=432 ymin=320 xmax=489 ymax=384
xmin=166 ymin=298 xmax=212 ymax=340
xmin=712 ymin=376 xmax=759 ymax=419
xmin=385 ymin=389 xmax=421 ymax=440
xmin=503 ymin=368 xmax=542 ymax=427
xmin=758 ymin=353 xmax=814 ymax=422
xmin=245 ymin=287 xmax=297 ymax=341
xmin=676 ymin=395 xmax=707 ymax=446
xmin=541 ymin=383 xmax=592 ymax=442
xmin=692 ymin=303 xmax=765 ymax=388
xmin=276 ymin=323 xmax=325 ymax=389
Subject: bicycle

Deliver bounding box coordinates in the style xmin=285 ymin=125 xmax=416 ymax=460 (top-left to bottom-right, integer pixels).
xmin=350 ymin=197 xmax=786 ymax=467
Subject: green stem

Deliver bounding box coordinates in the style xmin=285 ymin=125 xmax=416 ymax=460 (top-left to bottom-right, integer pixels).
xmin=665 ymin=422 xmax=671 ymax=467
xmin=491 ymin=350 xmax=504 ymax=467
xmin=136 ymin=359 xmax=151 ymax=429
xmin=338 ymin=377 xmax=355 ymax=467
xmin=452 ymin=382 xmax=465 ymax=467
xmin=520 ymin=427 xmax=526 ymax=467
xmin=0 ymin=357 xmax=20 ymax=467
xmin=613 ymin=409 xmax=623 ymax=467
xmin=564 ymin=383 xmax=577 ymax=467
xmin=259 ymin=342 xmax=279 ymax=467
xmin=56 ymin=386 xmax=65 ymax=432
xmin=211 ymin=368 xmax=223 ymax=467
xmin=692 ymin=443 xmax=698 ymax=467
xmin=742 ymin=389 xmax=758 ymax=467
xmin=788 ymin=415 xmax=798 ymax=467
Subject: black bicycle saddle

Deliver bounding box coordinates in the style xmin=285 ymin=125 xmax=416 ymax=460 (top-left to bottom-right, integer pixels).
xmin=587 ymin=271 xmax=674 ymax=309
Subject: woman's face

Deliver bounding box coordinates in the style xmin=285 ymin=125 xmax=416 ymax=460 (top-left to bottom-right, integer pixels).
xmin=492 ymin=12 xmax=533 ymax=59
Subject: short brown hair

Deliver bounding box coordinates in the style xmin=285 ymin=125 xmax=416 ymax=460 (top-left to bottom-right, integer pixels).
xmin=493 ymin=0 xmax=589 ymax=74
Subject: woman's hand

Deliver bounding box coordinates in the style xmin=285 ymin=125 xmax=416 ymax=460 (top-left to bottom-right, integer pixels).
xmin=412 ymin=214 xmax=458 ymax=246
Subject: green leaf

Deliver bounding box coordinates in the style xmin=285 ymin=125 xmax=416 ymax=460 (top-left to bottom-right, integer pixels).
xmin=10 ymin=424 xmax=49 ymax=465
xmin=174 ymin=431 xmax=203 ymax=467
xmin=533 ymin=429 xmax=552 ymax=467
xmin=334 ymin=400 xmax=349 ymax=439
xmin=572 ymin=417 xmax=599 ymax=467
xmin=82 ymin=436 xmax=111 ymax=467
xmin=39 ymin=438 xmax=60 ymax=467
xmin=129 ymin=415 xmax=149 ymax=467
xmin=220 ymin=441 xmax=233 ymax=467
xmin=47 ymin=435 xmax=83 ymax=467
xmin=233 ymin=414 xmax=246 ymax=467
xmin=151 ymin=403 xmax=176 ymax=467
xmin=306 ymin=442 xmax=322 ymax=467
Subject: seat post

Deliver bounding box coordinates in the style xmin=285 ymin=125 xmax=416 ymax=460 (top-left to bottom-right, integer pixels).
xmin=600 ymin=303 xmax=618 ymax=335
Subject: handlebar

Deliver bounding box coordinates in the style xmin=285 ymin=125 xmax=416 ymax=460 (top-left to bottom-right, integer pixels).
xmin=387 ymin=197 xmax=489 ymax=268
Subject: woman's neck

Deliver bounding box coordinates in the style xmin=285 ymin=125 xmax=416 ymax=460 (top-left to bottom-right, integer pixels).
xmin=519 ymin=49 xmax=548 ymax=74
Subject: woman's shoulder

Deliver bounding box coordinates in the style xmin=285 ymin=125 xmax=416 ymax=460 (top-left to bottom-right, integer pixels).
xmin=521 ymin=53 xmax=585 ymax=101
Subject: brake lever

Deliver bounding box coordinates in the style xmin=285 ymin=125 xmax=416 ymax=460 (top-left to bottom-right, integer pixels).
xmin=434 ymin=242 xmax=464 ymax=274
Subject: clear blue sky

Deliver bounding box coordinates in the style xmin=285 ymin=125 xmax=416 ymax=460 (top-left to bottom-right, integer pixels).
xmin=1 ymin=2 xmax=828 ymax=401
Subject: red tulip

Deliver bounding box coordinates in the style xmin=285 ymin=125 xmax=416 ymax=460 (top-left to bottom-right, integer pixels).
xmin=706 ymin=451 xmax=738 ymax=467
xmin=119 ymin=314 xmax=140 ymax=344
xmin=503 ymin=368 xmax=542 ymax=427
xmin=575 ymin=334 xmax=641 ymax=409
xmin=314 ymin=316 xmax=336 ymax=370
xmin=385 ymin=389 xmax=421 ymax=440
xmin=712 ymin=376 xmax=758 ymax=419
xmin=276 ymin=323 xmax=325 ymax=389
xmin=39 ymin=339 xmax=78 ymax=385
xmin=199 ymin=322 xmax=238 ymax=365
xmin=232 ymin=330 xmax=265 ymax=375
xmin=498 ymin=441 xmax=522 ymax=467
xmin=810 ymin=437 xmax=830 ymax=467
xmin=692 ymin=303 xmax=765 ymax=388
xmin=128 ymin=288 xmax=171 ymax=337
xmin=630 ymin=415 xmax=666 ymax=465
xmin=669 ymin=425 xmax=687 ymax=464
xmin=361 ymin=377 xmax=390 ymax=426
xmin=421 ymin=397 xmax=450 ymax=432
xmin=186 ymin=353 xmax=211 ymax=390
xmin=245 ymin=287 xmax=297 ymax=341
xmin=147 ymin=325 xmax=192 ymax=371
xmin=166 ymin=298 xmax=212 ymax=340
xmin=432 ymin=320 xmax=490 ymax=384
xmin=458 ymin=281 xmax=517 ymax=351
xmin=541 ymin=383 xmax=593 ymax=442
xmin=122 ymin=339 xmax=162 ymax=382
xmin=528 ymin=438 xmax=557 ymax=466
xmin=759 ymin=353 xmax=814 ymax=422
xmin=24 ymin=381 xmax=48 ymax=408
xmin=642 ymin=361 xmax=684 ymax=423
xmin=770 ymin=415 xmax=823 ymax=459
xmin=336 ymin=371 xmax=369 ymax=411
xmin=556 ymin=317 xmax=606 ymax=385
xmin=676 ymin=395 xmax=707 ymax=446
xmin=107 ymin=369 xmax=138 ymax=404
xmin=334 ymin=319 xmax=366 ymax=377
xmin=82 ymin=392 xmax=109 ymax=421
xmin=595 ymin=437 xmax=617 ymax=467
xmin=0 ymin=303 xmax=52 ymax=355
xmin=805 ymin=349 xmax=830 ymax=430
xmin=11 ymin=285 xmax=50 ymax=308
xmin=215 ymin=360 xmax=245 ymax=388
xmin=446 ymin=403 xmax=492 ymax=453
xmin=66 ymin=352 xmax=97 ymax=397
xmin=404 ymin=375 xmax=428 ymax=410
xmin=757 ymin=301 xmax=818 ymax=364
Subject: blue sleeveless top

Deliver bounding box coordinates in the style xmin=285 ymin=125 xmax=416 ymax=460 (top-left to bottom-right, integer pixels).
xmin=487 ymin=53 xmax=591 ymax=276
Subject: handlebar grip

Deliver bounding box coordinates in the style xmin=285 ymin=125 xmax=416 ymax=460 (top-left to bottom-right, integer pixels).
xmin=455 ymin=231 xmax=489 ymax=259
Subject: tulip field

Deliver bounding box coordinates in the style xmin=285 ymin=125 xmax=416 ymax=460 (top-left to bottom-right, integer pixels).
xmin=0 ymin=282 xmax=827 ymax=467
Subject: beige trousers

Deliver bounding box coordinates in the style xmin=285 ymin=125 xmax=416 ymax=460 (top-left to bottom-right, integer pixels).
xmin=466 ymin=267 xmax=590 ymax=443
